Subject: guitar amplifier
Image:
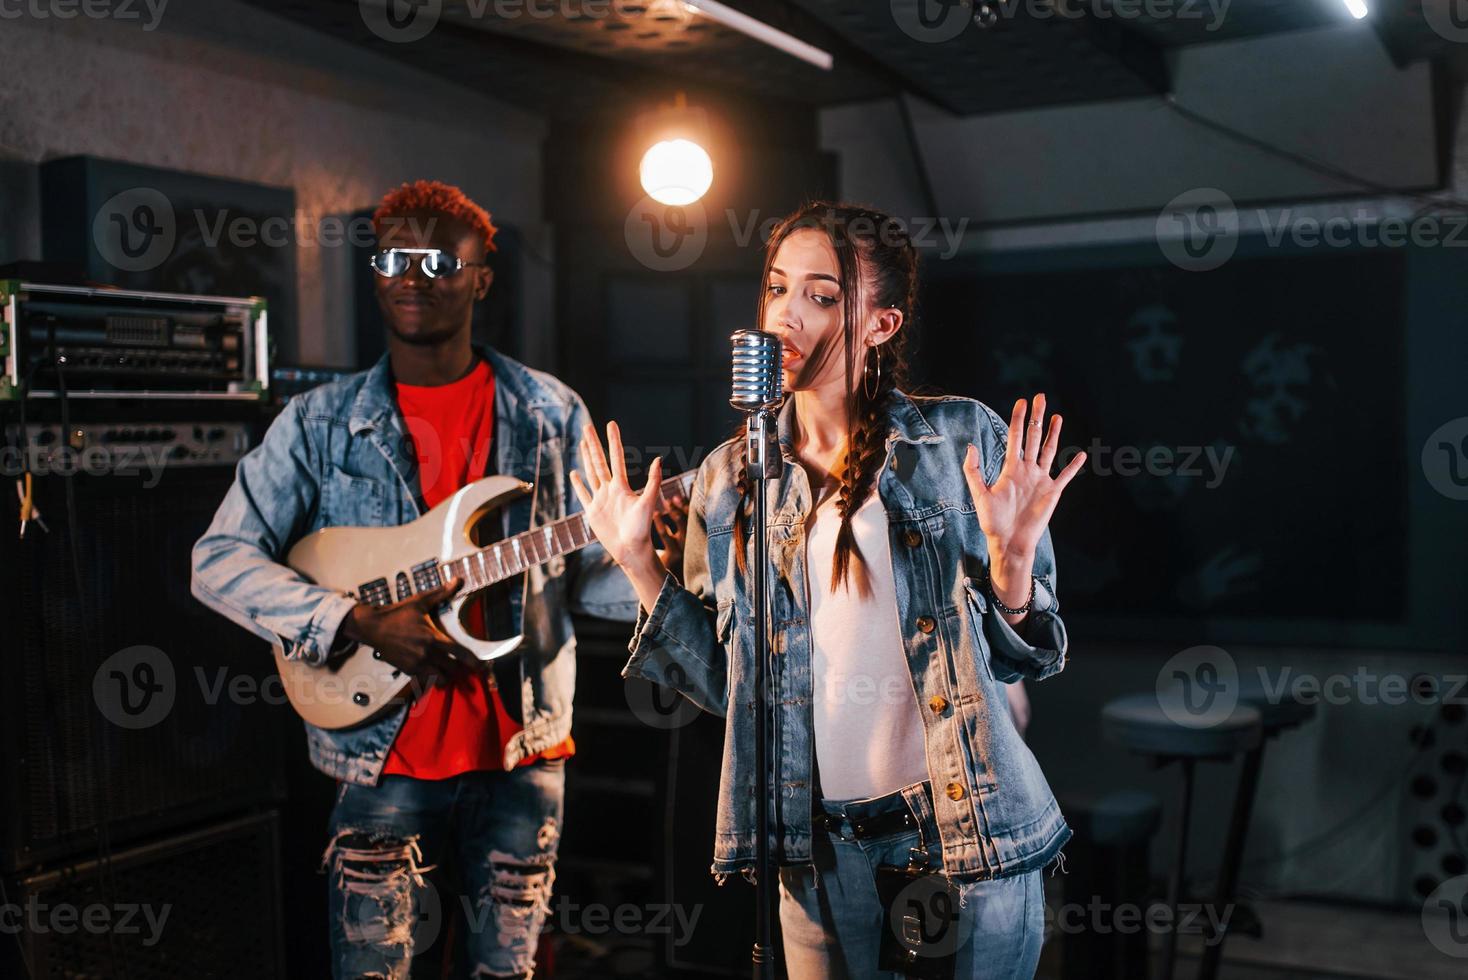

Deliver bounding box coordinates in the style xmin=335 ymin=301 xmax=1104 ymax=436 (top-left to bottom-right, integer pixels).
xmin=0 ymin=404 xmax=288 ymax=872
xmin=1 ymin=811 xmax=287 ymax=979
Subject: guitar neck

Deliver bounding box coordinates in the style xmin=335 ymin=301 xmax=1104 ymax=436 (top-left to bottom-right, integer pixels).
xmin=439 ymin=469 xmax=694 ymax=591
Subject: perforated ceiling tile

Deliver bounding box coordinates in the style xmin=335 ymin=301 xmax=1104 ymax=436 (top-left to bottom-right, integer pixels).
xmin=1106 ymin=0 xmax=1346 ymax=45
xmin=245 ymin=0 xmax=1367 ymax=119
xmin=440 ymin=0 xmax=886 ymax=103
xmin=790 ymin=0 xmax=1169 ymax=114
xmin=251 ymin=0 xmax=887 ymax=114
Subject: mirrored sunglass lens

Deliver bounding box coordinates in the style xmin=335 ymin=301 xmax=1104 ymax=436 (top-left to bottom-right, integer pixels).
xmin=372 ymin=251 xmax=410 ymax=277
xmin=421 ymin=251 xmax=459 ymax=278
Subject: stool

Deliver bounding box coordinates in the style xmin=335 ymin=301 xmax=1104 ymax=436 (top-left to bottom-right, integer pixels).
xmin=1055 ymin=790 xmax=1163 ymax=980
xmin=1102 ymin=693 xmax=1263 ymax=980
xmin=1194 ymin=685 xmax=1317 ymax=980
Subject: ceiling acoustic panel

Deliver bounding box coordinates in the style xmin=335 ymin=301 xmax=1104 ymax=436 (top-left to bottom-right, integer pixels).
xmin=791 ymin=0 xmax=1170 ymax=114
xmin=246 ymin=0 xmax=1384 ymax=118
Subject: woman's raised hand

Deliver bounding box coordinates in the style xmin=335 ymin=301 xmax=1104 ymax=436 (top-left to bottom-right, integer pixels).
xmin=571 ymin=421 xmax=663 ymax=574
xmin=963 ymin=394 xmax=1086 ymax=567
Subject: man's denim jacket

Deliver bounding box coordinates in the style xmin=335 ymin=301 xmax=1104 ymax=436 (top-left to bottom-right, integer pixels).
xmin=624 ymin=389 xmax=1071 ymax=882
xmin=191 ymin=345 xmax=638 ymax=784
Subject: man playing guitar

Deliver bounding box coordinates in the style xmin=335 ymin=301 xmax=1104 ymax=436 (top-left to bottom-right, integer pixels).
xmin=191 ymin=180 xmax=682 ymax=978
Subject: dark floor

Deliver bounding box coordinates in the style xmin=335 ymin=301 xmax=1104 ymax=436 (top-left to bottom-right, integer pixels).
xmin=1159 ymin=898 xmax=1464 ymax=980
xmin=548 ymin=896 xmax=1462 ymax=979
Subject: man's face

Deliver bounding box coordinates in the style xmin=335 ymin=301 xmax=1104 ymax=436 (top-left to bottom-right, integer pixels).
xmin=373 ymin=209 xmax=492 ymax=347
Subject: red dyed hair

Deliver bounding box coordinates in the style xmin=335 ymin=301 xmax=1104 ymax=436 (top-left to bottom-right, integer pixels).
xmin=372 ymin=179 xmax=498 ymax=253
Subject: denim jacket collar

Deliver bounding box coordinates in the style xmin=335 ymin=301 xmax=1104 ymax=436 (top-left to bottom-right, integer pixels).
xmin=346 ymin=344 xmax=554 ymax=430
xmin=344 ymin=344 xmax=562 ymax=488
xmin=346 ymin=353 xmax=396 ymax=437
xmin=774 ymin=387 xmax=947 ymax=463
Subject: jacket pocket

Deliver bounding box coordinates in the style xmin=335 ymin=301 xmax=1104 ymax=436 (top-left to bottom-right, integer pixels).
xmin=322 ymin=464 xmax=385 ymax=525
xmin=716 ymin=598 xmax=735 ymax=645
xmin=715 ymin=598 xmax=736 ymax=713
xmin=961 ymin=575 xmax=997 ymax=683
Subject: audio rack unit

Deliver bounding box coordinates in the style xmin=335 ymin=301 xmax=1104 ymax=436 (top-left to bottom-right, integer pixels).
xmin=5 ymin=420 xmax=253 ymax=473
xmin=1 ymin=281 xmax=269 ymax=401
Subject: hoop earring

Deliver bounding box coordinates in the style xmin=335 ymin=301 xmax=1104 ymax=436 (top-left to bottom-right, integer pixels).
xmin=863 ymin=344 xmax=882 ymax=401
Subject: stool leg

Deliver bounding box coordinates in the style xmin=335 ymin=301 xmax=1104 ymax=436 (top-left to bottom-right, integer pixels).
xmin=1198 ymin=744 xmax=1265 ymax=980
xmin=1161 ymin=757 xmax=1195 ymax=980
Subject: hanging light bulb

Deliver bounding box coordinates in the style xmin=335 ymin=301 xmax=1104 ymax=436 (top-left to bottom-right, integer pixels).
xmin=640 ymin=138 xmax=714 ymax=206
xmin=636 ymin=92 xmax=714 ymax=206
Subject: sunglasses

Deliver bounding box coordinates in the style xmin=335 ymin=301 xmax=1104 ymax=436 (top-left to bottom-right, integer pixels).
xmin=369 ymin=248 xmax=487 ymax=279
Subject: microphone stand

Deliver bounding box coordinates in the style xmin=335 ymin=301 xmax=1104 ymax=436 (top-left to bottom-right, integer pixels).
xmin=746 ymin=404 xmax=781 ymax=980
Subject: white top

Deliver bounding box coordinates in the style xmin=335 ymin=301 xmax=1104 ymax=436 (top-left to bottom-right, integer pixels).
xmin=805 ymin=489 xmax=929 ymax=801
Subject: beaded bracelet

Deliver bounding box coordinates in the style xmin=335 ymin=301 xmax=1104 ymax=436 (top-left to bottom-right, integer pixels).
xmin=988 ymin=573 xmax=1036 ymax=616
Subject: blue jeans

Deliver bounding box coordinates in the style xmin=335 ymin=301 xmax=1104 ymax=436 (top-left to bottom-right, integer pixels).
xmin=322 ymin=761 xmax=565 ymax=979
xmin=778 ymin=780 xmax=1045 ymax=979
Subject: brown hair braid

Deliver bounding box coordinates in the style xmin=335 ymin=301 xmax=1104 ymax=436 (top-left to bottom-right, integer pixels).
xmin=731 ymin=201 xmax=919 ymax=595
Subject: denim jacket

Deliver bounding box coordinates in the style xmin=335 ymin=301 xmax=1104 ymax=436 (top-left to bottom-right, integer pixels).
xmin=191 ymin=345 xmax=638 ymax=784
xmin=624 ymin=389 xmax=1071 ymax=882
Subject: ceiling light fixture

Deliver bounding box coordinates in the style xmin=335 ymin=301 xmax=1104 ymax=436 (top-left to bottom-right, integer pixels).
xmin=638 ymin=92 xmax=715 ymax=206
xmin=681 ymin=0 xmax=833 ymax=70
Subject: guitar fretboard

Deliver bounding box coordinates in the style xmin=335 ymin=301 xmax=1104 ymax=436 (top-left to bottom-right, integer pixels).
xmin=433 ymin=469 xmax=695 ymax=594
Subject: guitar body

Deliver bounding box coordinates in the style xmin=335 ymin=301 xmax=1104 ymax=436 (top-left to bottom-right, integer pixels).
xmin=270 ymin=466 xmax=694 ymax=731
xmin=272 ymin=474 xmax=531 ymax=730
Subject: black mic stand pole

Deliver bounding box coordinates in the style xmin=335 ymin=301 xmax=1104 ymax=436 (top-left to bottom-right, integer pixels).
xmin=747 ymin=403 xmax=780 ymax=980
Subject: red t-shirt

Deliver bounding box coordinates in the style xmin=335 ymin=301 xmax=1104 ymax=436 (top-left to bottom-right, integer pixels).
xmin=382 ymin=357 xmax=574 ymax=779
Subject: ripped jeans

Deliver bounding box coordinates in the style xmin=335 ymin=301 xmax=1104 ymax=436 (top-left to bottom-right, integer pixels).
xmin=322 ymin=760 xmax=564 ymax=980
xmin=778 ymin=780 xmax=1045 ymax=980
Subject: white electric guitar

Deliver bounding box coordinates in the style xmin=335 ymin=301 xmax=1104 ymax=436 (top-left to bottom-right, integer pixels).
xmin=273 ymin=468 xmax=694 ymax=729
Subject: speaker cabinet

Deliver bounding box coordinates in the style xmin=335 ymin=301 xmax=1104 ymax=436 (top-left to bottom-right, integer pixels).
xmin=3 ymin=811 xmax=286 ymax=979
xmin=2 ymin=456 xmax=287 ymax=871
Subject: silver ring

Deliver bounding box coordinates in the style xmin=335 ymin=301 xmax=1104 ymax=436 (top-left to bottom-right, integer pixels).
xmin=1028 ymin=420 xmax=1042 ymax=427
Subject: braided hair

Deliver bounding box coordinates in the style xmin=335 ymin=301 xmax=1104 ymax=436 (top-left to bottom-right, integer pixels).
xmin=731 ymin=202 xmax=919 ymax=595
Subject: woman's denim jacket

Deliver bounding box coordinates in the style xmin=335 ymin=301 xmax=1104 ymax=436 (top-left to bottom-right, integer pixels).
xmin=623 ymin=389 xmax=1071 ymax=882
xmin=190 ymin=346 xmax=638 ymax=784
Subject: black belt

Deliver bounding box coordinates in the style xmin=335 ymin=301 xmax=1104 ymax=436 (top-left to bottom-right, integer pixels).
xmin=812 ymin=806 xmax=916 ymax=841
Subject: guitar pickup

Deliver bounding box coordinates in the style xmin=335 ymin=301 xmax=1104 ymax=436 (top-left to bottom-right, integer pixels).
xmin=357 ymin=577 xmax=392 ymax=607
xmin=410 ymin=560 xmax=442 ymax=594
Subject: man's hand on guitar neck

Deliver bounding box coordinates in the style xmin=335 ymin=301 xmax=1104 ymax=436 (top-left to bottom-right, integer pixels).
xmin=655 ymin=493 xmax=689 ymax=584
xmin=336 ymin=578 xmax=477 ymax=686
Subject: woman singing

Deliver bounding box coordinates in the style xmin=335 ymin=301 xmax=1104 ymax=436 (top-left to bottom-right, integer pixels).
xmin=571 ymin=202 xmax=1086 ymax=978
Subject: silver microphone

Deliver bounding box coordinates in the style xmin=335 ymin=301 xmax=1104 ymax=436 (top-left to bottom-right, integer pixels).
xmin=729 ymin=329 xmax=783 ymax=413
